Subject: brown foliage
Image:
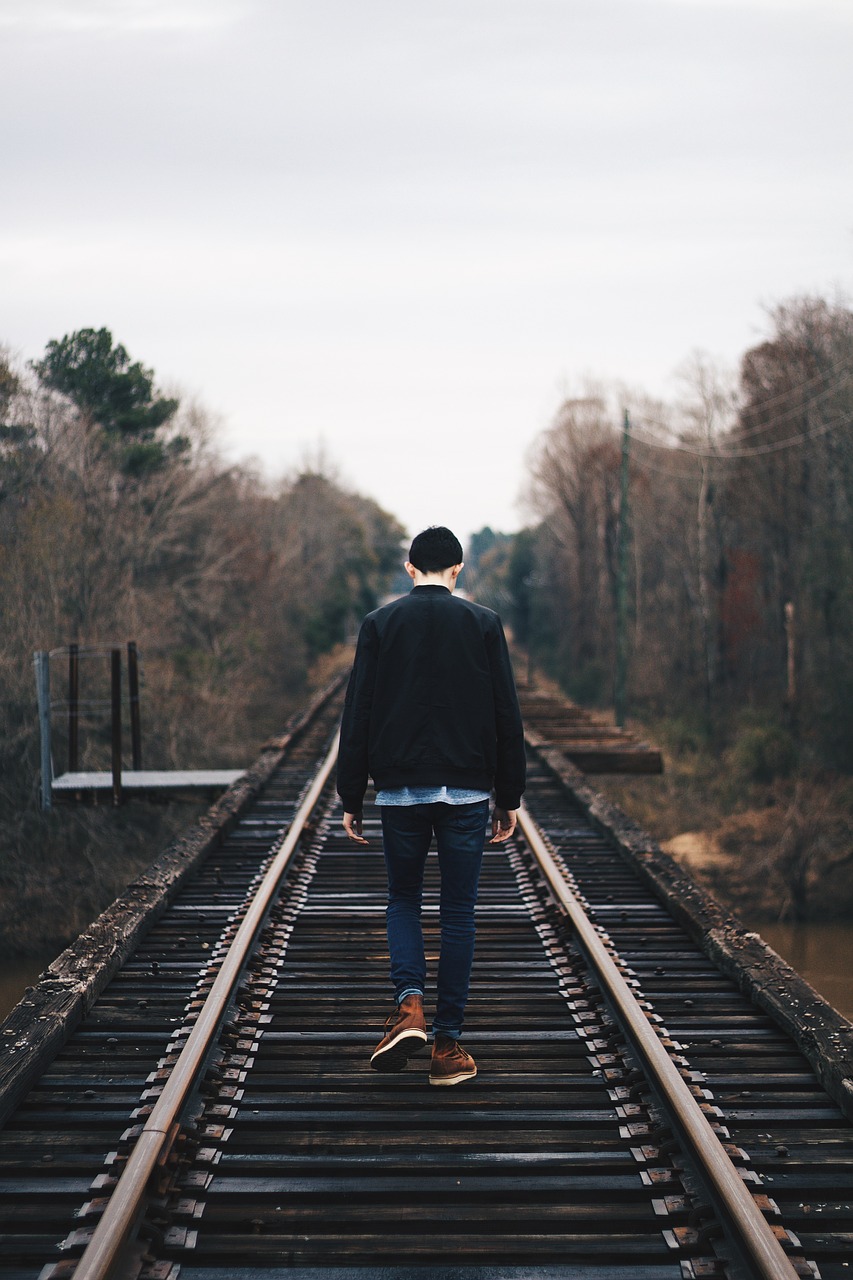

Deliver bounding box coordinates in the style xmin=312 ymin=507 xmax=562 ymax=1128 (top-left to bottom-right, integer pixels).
xmin=0 ymin=349 xmax=404 ymax=957
xmin=518 ymin=297 xmax=853 ymax=768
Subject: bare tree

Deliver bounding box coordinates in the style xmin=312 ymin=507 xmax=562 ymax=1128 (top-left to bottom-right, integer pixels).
xmin=525 ymin=392 xmax=622 ymax=696
xmin=673 ymin=352 xmax=739 ymax=715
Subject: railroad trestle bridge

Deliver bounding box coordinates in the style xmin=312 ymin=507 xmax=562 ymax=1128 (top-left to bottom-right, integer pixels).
xmin=1 ymin=678 xmax=852 ymax=1280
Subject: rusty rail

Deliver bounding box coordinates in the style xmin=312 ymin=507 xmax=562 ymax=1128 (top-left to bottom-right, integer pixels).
xmin=517 ymin=801 xmax=800 ymax=1280
xmin=71 ymin=733 xmax=340 ymax=1280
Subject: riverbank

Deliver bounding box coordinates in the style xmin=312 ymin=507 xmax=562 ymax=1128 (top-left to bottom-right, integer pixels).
xmin=597 ymin=717 xmax=853 ymax=922
xmin=594 ymin=715 xmax=853 ymax=1019
xmin=746 ymin=921 xmax=853 ymax=1021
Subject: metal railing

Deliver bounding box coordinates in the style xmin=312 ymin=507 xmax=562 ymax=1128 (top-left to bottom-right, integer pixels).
xmin=34 ymin=642 xmax=143 ymax=810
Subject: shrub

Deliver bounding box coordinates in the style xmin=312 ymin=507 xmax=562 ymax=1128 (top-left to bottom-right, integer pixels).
xmin=728 ymin=722 xmax=798 ymax=783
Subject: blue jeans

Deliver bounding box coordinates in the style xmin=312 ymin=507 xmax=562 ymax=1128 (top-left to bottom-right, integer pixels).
xmin=380 ymin=799 xmax=489 ymax=1039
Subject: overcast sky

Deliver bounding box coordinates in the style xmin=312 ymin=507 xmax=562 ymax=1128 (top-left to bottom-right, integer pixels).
xmin=2 ymin=0 xmax=851 ymax=545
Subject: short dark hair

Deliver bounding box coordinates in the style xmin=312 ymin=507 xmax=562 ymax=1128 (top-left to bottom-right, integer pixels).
xmin=408 ymin=526 xmax=464 ymax=573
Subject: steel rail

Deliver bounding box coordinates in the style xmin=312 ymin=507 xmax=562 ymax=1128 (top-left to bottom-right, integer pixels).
xmin=516 ymin=801 xmax=800 ymax=1280
xmin=71 ymin=732 xmax=340 ymax=1280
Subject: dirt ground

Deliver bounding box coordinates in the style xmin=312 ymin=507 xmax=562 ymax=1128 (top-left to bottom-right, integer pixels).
xmin=594 ymin=738 xmax=853 ymax=923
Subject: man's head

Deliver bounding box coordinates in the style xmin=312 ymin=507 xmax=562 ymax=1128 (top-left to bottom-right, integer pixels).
xmin=406 ymin=526 xmax=464 ymax=589
xmin=408 ymin=526 xmax=463 ymax=573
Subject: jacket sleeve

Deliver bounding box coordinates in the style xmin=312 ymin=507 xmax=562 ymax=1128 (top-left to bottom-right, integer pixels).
xmin=487 ymin=618 xmax=526 ymax=810
xmin=336 ymin=617 xmax=379 ymax=813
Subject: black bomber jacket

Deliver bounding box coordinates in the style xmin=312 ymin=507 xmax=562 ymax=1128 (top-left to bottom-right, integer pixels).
xmin=336 ymin=585 xmax=526 ymax=814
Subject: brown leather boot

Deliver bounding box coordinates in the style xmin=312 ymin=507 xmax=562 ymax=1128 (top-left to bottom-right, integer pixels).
xmin=370 ymin=994 xmax=427 ymax=1071
xmin=429 ymin=1033 xmax=477 ymax=1086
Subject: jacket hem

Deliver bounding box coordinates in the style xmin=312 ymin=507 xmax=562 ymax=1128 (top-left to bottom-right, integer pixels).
xmin=372 ymin=768 xmax=493 ymax=794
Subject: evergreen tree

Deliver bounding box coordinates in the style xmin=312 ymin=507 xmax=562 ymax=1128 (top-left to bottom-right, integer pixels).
xmin=33 ymin=327 xmax=184 ymax=475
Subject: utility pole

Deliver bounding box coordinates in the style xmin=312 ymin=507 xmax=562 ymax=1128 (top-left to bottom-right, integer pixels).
xmin=110 ymin=648 xmax=123 ymax=806
xmin=35 ymin=651 xmax=52 ymax=812
xmin=68 ymin=643 xmax=79 ymax=773
xmin=784 ymin=600 xmax=797 ymax=730
xmin=128 ymin=641 xmax=143 ymax=770
xmin=614 ymin=409 xmax=631 ymax=727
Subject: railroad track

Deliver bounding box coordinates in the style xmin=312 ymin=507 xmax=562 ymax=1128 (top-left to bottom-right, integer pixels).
xmin=1 ymin=680 xmax=852 ymax=1279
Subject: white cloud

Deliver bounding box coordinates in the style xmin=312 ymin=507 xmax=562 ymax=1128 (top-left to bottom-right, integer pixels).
xmin=2 ymin=0 xmax=851 ymax=540
xmin=0 ymin=0 xmax=250 ymax=32
xmin=664 ymin=0 xmax=850 ymax=10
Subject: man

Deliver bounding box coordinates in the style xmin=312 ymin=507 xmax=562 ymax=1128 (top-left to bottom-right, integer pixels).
xmin=337 ymin=525 xmax=525 ymax=1086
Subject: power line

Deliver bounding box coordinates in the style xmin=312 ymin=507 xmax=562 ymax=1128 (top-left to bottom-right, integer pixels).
xmin=630 ymin=408 xmax=853 ymax=460
xmin=638 ymin=369 xmax=851 ymax=446
xmin=733 ymin=371 xmax=851 ymax=439
xmin=628 ymin=449 xmax=704 ymax=481
xmin=737 ymin=349 xmax=853 ymax=412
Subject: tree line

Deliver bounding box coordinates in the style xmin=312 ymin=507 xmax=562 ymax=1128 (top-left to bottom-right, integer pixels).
xmin=0 ymin=328 xmax=404 ymax=954
xmin=464 ymin=295 xmax=853 ymax=920
xmin=3 ymin=299 xmax=850 ymax=949
xmin=471 ymin=295 xmax=853 ymax=774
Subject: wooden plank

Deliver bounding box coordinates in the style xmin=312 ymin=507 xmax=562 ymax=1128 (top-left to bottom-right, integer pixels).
xmin=172 ymin=1266 xmax=684 ymax=1279
xmin=204 ymin=1173 xmax=649 ymax=1198
xmin=561 ymin=750 xmax=663 ymax=775
xmin=172 ymin=1232 xmax=675 ymax=1260
xmin=519 ymin=687 xmax=663 ymax=774
xmin=212 ymin=1150 xmax=651 ymax=1172
xmin=52 ymin=770 xmax=245 ymax=791
xmin=227 ymin=1108 xmax=623 ymax=1126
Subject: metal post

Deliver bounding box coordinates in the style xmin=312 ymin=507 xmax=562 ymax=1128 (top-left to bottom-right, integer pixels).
xmin=35 ymin=651 xmax=53 ymax=812
xmin=127 ymin=641 xmax=142 ymax=771
xmin=68 ymin=643 xmax=79 ymax=773
xmin=110 ymin=648 xmax=123 ymax=806
xmin=614 ymin=409 xmax=631 ymax=727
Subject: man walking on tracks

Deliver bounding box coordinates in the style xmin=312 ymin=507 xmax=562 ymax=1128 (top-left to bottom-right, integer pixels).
xmin=337 ymin=525 xmax=525 ymax=1085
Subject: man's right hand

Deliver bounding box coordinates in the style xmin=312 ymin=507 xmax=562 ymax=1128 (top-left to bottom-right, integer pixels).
xmin=343 ymin=811 xmax=369 ymax=845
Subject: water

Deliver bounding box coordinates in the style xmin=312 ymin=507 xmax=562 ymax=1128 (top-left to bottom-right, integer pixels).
xmin=747 ymin=920 xmax=853 ymax=1021
xmin=0 ymin=953 xmax=59 ymax=1023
